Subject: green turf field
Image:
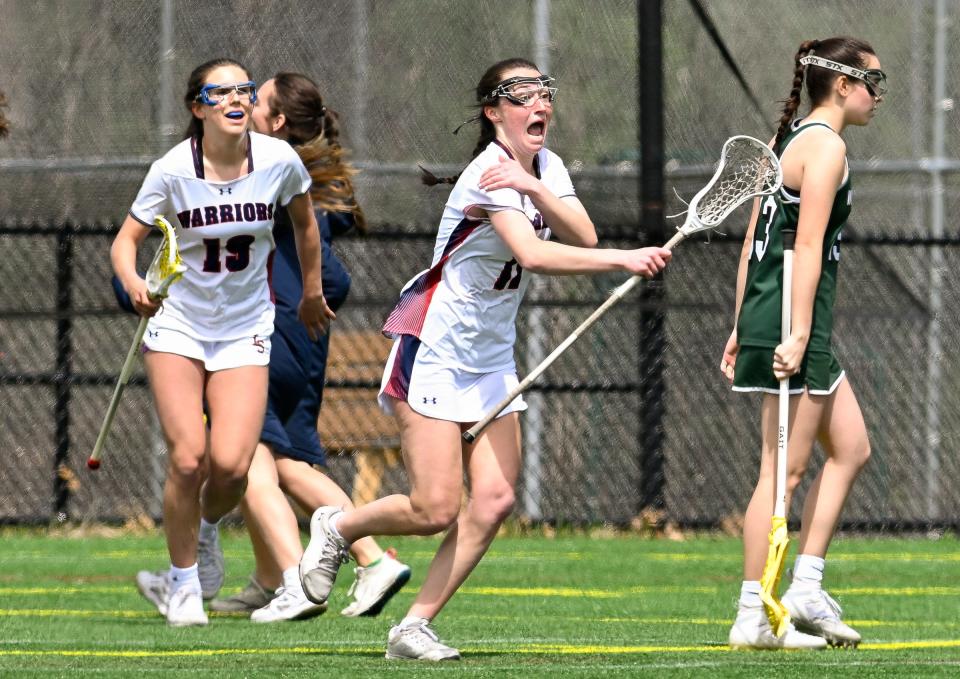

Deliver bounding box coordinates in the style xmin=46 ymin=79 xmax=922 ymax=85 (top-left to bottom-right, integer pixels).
xmin=0 ymin=528 xmax=958 ymax=677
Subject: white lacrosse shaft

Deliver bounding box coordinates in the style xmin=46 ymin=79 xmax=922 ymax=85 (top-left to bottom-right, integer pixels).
xmin=462 ymin=135 xmax=782 ymax=444
xmin=462 ymin=230 xmax=686 ymax=444
xmin=774 ymin=228 xmax=796 ymax=518
xmin=87 ymin=316 xmax=149 ymax=469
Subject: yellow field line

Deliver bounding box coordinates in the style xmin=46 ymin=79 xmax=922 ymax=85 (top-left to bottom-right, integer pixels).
xmin=0 ymin=586 xmax=130 ymax=595
xmin=0 ymin=608 xmax=154 ymax=619
xmin=1 ymin=640 xmax=960 ymax=658
xmin=832 ymin=587 xmax=960 ymax=596
xmin=4 ymin=608 xmax=959 ymax=632
xmin=458 ymin=585 xmax=960 ymax=598
xmin=5 ymin=584 xmax=960 ymax=598
xmin=646 ymin=553 xmax=960 ymax=562
xmin=0 ymin=549 xmax=583 ymax=562
xmin=9 ymin=549 xmax=959 ymax=563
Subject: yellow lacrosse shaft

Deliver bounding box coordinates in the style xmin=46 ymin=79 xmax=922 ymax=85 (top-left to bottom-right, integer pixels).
xmin=88 ymin=215 xmax=185 ymax=470
xmin=759 ymin=515 xmax=791 ymax=636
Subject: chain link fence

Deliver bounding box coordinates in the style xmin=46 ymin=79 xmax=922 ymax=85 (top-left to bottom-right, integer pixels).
xmin=1 ymin=0 xmax=958 ymax=529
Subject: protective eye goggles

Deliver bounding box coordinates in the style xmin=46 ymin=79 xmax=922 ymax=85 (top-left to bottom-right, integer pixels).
xmin=196 ymin=81 xmax=258 ymax=106
xmin=799 ymin=55 xmax=887 ymax=97
xmin=487 ymin=76 xmax=558 ymax=107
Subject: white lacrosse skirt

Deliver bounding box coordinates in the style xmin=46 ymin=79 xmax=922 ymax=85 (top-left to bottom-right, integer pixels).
xmin=378 ymin=334 xmax=527 ymax=423
xmin=143 ymin=325 xmax=271 ymax=371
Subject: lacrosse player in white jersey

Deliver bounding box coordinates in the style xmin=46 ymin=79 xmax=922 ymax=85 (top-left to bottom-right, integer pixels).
xmin=112 ymin=57 xmax=334 ymax=627
xmin=298 ymin=57 xmax=671 ymax=660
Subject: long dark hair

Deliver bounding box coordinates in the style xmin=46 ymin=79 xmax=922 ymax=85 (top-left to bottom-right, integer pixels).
xmin=269 ymin=72 xmax=367 ymax=233
xmin=774 ymin=36 xmax=876 ymax=149
xmin=182 ymin=57 xmax=251 ymax=140
xmin=0 ymin=90 xmax=9 ymax=139
xmin=421 ymin=57 xmax=540 ymax=186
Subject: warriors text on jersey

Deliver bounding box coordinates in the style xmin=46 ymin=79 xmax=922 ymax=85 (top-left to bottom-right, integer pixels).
xmin=129 ymin=131 xmax=311 ymax=341
xmin=736 ymin=120 xmax=851 ymax=354
xmin=382 ymin=140 xmax=576 ymax=372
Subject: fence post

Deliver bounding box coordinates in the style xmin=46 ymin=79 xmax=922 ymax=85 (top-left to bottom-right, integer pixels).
xmin=637 ymin=0 xmax=667 ymax=514
xmin=53 ymin=221 xmax=74 ymax=520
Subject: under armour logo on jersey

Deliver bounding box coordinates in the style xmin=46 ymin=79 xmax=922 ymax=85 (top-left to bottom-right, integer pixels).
xmin=423 ymin=397 xmax=437 ymax=404
xmin=219 ymin=187 xmax=232 ymax=195
xmin=147 ymin=329 xmax=159 ymax=339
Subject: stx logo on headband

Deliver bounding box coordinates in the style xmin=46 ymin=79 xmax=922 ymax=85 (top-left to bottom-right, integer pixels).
xmin=799 ymin=55 xmax=887 ymax=97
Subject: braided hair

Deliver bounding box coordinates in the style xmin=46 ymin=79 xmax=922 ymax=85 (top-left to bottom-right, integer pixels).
xmin=774 ymin=36 xmax=876 ymax=150
xmin=421 ymin=57 xmax=540 ymax=186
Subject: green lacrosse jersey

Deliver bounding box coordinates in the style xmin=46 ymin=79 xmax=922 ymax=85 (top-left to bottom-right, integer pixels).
xmin=736 ymin=121 xmax=851 ymax=354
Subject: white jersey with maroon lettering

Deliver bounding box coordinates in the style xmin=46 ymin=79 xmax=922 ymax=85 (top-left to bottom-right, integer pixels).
xmin=382 ymin=140 xmax=576 ymax=373
xmin=130 ymin=131 xmax=310 ymax=341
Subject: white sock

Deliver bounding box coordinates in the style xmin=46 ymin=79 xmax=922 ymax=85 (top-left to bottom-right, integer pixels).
xmin=281 ymin=566 xmax=303 ymax=594
xmin=791 ymin=554 xmax=825 ymax=588
xmin=400 ymin=615 xmax=429 ymax=628
xmin=738 ymin=580 xmax=762 ymax=608
xmin=199 ymin=517 xmax=219 ymax=541
xmin=169 ymin=563 xmax=201 ymax=594
xmin=328 ymin=511 xmax=346 ymax=542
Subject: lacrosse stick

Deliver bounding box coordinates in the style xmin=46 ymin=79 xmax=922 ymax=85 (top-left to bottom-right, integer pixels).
xmin=87 ymin=216 xmax=186 ymax=470
xmin=463 ymin=135 xmax=782 ymax=443
xmin=758 ymin=226 xmax=796 ymax=636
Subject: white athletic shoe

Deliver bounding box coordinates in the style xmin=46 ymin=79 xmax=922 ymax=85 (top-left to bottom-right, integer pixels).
xmin=299 ymin=507 xmax=349 ymax=604
xmin=341 ymin=550 xmax=412 ymax=617
xmin=166 ymin=586 xmax=208 ymax=627
xmin=728 ymin=604 xmax=827 ymax=650
xmin=385 ymin=619 xmax=461 ymax=661
xmin=782 ymin=586 xmax=862 ymax=647
xmin=250 ymin=585 xmax=327 ymax=623
xmin=136 ymin=569 xmax=169 ymax=616
xmin=209 ymin=576 xmax=277 ymax=613
xmin=197 ymin=525 xmax=225 ymax=601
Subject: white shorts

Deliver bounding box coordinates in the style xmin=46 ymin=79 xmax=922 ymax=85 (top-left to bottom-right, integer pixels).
xmin=378 ymin=335 xmax=527 ymax=422
xmin=143 ymin=325 xmax=271 ymax=371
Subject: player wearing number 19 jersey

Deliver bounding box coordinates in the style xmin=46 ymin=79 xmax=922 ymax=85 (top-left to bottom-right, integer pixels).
xmin=130 ymin=130 xmax=310 ymax=343
xmin=379 ymin=139 xmax=575 ymax=420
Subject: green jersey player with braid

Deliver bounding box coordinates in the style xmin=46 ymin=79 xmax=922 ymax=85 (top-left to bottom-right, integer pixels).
xmin=720 ymin=36 xmax=886 ymax=650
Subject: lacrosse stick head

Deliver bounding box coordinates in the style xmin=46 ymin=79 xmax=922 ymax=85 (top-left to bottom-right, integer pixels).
xmin=678 ymin=135 xmax=783 ymax=237
xmin=145 ymin=216 xmax=186 ymax=299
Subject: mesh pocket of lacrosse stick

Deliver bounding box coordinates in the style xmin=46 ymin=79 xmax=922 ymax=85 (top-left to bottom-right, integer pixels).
xmin=146 ymin=215 xmax=186 ymax=298
xmin=676 ymin=135 xmax=783 ymax=238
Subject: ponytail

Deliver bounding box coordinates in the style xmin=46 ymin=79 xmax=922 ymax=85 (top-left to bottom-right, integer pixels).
xmin=271 ymin=72 xmax=368 ymax=233
xmin=774 ymin=39 xmax=819 ymax=150
xmin=295 ymin=127 xmax=368 ymax=235
xmin=773 ymin=36 xmax=876 ymax=150
xmin=419 ymin=115 xmax=497 ymax=186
